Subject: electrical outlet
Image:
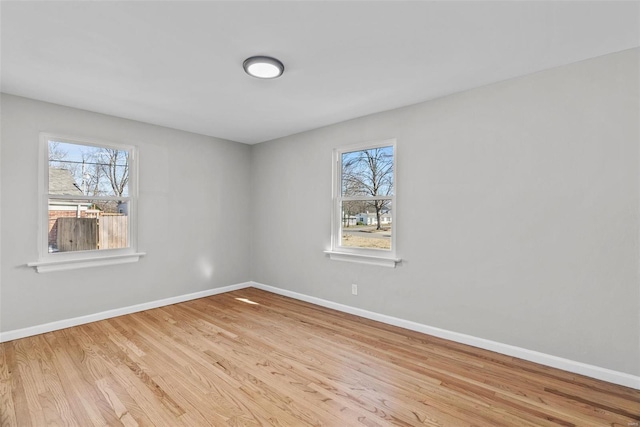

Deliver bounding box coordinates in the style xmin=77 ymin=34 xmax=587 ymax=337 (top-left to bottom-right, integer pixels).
xmin=351 ymin=284 xmax=358 ymax=295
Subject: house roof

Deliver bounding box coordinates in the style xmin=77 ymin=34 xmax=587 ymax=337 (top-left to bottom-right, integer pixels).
xmin=359 ymin=211 xmax=392 ymax=217
xmin=49 ymin=168 xmax=83 ymax=195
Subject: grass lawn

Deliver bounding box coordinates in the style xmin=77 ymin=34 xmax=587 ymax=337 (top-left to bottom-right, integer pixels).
xmin=341 ymin=234 xmax=391 ymax=250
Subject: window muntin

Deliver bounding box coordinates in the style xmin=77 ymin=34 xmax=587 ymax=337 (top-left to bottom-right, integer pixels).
xmin=41 ymin=135 xmax=136 ymax=257
xmin=333 ymin=140 xmax=396 ymax=257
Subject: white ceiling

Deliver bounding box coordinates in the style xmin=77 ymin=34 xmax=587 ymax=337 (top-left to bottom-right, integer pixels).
xmin=2 ymin=1 xmax=638 ymax=144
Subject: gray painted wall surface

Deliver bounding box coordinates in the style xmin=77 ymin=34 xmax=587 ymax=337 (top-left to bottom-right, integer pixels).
xmin=251 ymin=49 xmax=640 ymax=375
xmin=1 ymin=49 xmax=638 ymax=377
xmin=0 ymin=94 xmax=252 ymax=332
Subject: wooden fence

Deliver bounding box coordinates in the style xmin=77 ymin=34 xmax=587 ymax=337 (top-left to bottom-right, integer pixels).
xmin=99 ymin=215 xmax=128 ymax=249
xmin=56 ymin=215 xmax=127 ymax=251
xmin=56 ymin=218 xmax=98 ymax=252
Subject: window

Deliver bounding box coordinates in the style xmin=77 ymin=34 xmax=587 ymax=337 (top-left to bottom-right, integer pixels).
xmin=28 ymin=133 xmax=144 ymax=272
xmin=326 ymin=139 xmax=400 ymax=267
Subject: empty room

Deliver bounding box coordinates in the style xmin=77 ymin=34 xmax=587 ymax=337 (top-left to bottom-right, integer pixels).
xmin=1 ymin=1 xmax=639 ymax=426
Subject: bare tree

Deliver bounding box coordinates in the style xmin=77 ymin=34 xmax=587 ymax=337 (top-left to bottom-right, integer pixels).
xmin=342 ymin=200 xmax=368 ymax=227
xmin=342 ymin=147 xmax=393 ymax=230
xmin=341 ymin=159 xmax=368 ymax=227
xmin=46 ymin=142 xmax=129 ymax=213
xmin=59 ymin=150 xmax=99 ymax=196
xmin=66 ymin=147 xmax=128 ymax=212
xmin=95 ymin=148 xmax=129 ymax=198
xmin=80 ymin=157 xmax=102 ymax=197
xmin=48 ymin=141 xmax=68 ymax=162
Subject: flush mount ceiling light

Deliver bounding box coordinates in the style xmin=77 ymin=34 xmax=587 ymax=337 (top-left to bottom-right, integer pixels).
xmin=243 ymin=56 xmax=284 ymax=79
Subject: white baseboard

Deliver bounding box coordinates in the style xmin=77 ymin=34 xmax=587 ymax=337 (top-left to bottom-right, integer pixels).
xmin=2 ymin=280 xmax=638 ymax=390
xmin=250 ymin=281 xmax=640 ymax=390
xmin=0 ymin=282 xmax=253 ymax=343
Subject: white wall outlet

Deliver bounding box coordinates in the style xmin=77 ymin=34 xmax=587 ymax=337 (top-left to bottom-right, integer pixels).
xmin=351 ymin=284 xmax=358 ymax=295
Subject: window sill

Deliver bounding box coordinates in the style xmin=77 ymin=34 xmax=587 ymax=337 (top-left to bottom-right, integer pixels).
xmin=27 ymin=252 xmax=146 ymax=273
xmin=324 ymin=250 xmax=401 ymax=268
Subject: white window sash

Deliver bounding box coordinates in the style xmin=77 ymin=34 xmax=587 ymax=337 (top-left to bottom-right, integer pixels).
xmin=329 ymin=138 xmax=399 ymax=266
xmin=31 ymin=133 xmax=144 ymax=272
xmin=47 ymin=195 xmax=132 ymax=202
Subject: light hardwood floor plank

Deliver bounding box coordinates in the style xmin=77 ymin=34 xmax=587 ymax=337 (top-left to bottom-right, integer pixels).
xmin=1 ymin=288 xmax=638 ymax=426
xmin=0 ymin=344 xmax=19 ymax=426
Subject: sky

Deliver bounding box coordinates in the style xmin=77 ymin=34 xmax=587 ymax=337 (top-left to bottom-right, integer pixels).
xmin=49 ymin=140 xmax=129 ymax=197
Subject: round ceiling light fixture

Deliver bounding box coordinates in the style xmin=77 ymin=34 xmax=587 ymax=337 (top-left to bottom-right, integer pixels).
xmin=243 ymin=56 xmax=284 ymax=79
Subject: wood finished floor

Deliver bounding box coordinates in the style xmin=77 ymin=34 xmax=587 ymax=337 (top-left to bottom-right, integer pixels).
xmin=1 ymin=288 xmax=639 ymax=426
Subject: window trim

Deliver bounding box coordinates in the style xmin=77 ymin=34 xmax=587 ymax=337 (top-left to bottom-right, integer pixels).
xmin=327 ymin=138 xmax=400 ymax=267
xmin=29 ymin=133 xmax=145 ymax=272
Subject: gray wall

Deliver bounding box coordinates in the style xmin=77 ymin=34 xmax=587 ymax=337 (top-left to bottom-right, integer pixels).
xmin=251 ymin=49 xmax=640 ymax=375
xmin=0 ymin=94 xmax=252 ymax=332
xmin=1 ymin=49 xmax=638 ymax=377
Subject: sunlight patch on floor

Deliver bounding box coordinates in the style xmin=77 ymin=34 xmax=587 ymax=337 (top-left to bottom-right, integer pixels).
xmin=235 ymin=297 xmax=260 ymax=305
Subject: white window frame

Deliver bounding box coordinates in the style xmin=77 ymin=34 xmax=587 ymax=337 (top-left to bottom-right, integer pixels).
xmin=28 ymin=133 xmax=145 ymax=273
xmin=325 ymin=138 xmax=400 ymax=268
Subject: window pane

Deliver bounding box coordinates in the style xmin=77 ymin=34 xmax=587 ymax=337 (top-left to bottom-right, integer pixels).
xmin=48 ymin=140 xmax=129 ymax=197
xmin=48 ymin=199 xmax=129 ymax=253
xmin=340 ymin=200 xmax=392 ymax=250
xmin=341 ymin=146 xmax=393 ymax=197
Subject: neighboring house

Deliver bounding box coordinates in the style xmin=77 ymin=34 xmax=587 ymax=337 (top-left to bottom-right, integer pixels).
xmin=342 ymin=209 xmax=392 ymax=227
xmin=48 ymin=168 xmax=93 ymax=251
xmin=356 ymin=211 xmax=392 ymax=226
xmin=49 ymin=167 xmax=84 ymax=196
xmin=341 ymin=213 xmax=358 ymax=227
